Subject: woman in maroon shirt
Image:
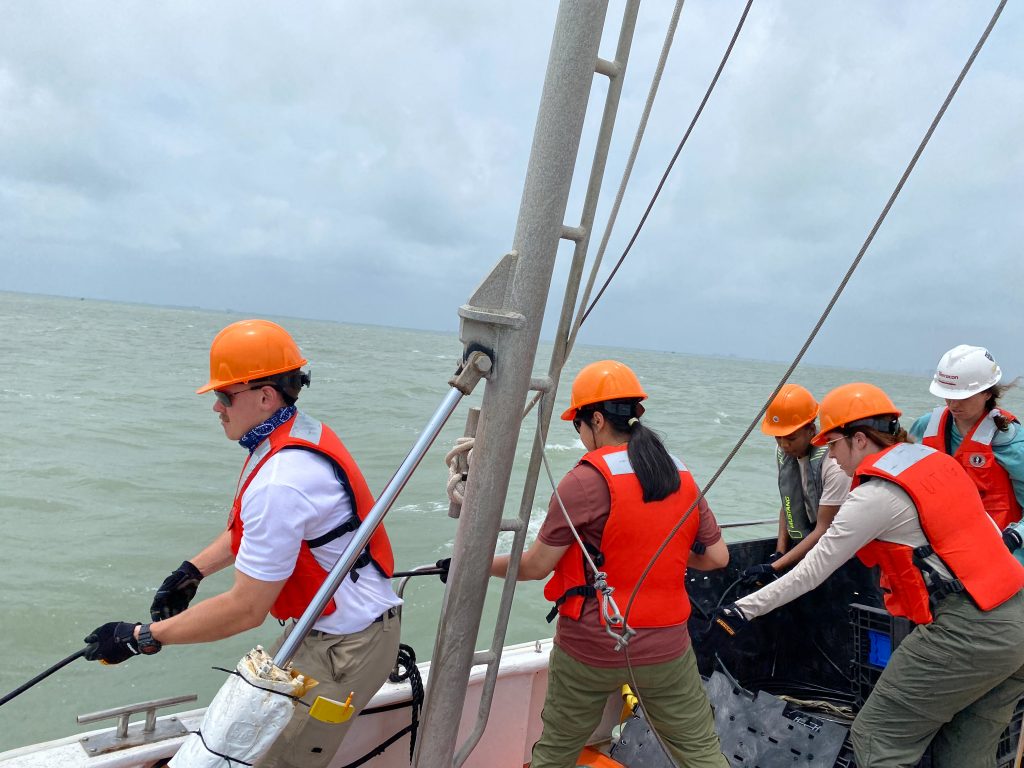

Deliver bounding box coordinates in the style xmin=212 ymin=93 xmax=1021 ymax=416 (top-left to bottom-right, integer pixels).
xmin=492 ymin=360 xmax=730 ymax=768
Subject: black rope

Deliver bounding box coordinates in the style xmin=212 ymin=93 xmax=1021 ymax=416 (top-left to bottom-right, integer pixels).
xmin=189 ymin=728 xmax=255 ymax=767
xmin=211 ymin=666 xmax=310 ymax=708
xmin=390 ymin=567 xmax=444 ymax=579
xmin=338 ymin=644 xmax=424 ymax=768
xmin=181 ymin=667 xmax=309 ymax=767
xmin=186 ymin=645 xmax=423 ymax=768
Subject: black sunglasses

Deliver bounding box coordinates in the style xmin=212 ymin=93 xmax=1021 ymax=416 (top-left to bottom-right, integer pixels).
xmin=213 ymin=384 xmax=275 ymax=408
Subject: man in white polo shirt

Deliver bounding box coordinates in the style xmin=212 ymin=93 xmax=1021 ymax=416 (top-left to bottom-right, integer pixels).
xmin=83 ymin=319 xmax=401 ymax=768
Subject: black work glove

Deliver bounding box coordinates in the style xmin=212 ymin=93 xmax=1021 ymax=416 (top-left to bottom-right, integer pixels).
xmin=436 ymin=558 xmax=451 ymax=584
xmin=708 ymin=604 xmax=749 ymax=643
xmin=740 ymin=563 xmax=778 ymax=586
xmin=84 ymin=622 xmax=146 ymax=665
xmin=150 ymin=560 xmax=203 ymax=621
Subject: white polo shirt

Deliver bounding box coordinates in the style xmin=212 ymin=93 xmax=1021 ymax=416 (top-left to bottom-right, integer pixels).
xmin=234 ymin=448 xmax=402 ymax=635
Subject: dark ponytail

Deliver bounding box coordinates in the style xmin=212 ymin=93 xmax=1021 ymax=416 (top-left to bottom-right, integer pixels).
xmin=581 ymin=399 xmax=680 ymax=502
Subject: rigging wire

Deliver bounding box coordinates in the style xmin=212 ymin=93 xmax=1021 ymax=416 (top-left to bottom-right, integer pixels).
xmin=524 ymin=0 xmax=757 ymax=761
xmin=520 ymin=0 xmax=689 ymax=424
xmin=618 ymin=5 xmax=1011 ymax=753
xmin=565 ymin=0 xmax=692 ymax=354
xmin=573 ymin=0 xmax=755 ymax=332
xmin=622 ymin=0 xmax=1010 ymax=627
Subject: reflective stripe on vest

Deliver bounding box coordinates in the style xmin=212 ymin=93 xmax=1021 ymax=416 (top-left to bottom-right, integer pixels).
xmin=228 ymin=412 xmax=394 ymax=621
xmin=776 ymin=445 xmax=827 ymax=540
xmin=853 ymin=442 xmax=1024 ymax=623
xmin=542 ymin=446 xmax=700 ymax=628
xmin=921 ymin=407 xmax=1022 ymax=529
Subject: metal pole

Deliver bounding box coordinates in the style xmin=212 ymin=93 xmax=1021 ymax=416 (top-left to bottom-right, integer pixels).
xmin=274 ymin=386 xmax=464 ymax=668
xmin=452 ymin=5 xmax=643 ymax=765
xmin=413 ymin=3 xmax=610 ymax=766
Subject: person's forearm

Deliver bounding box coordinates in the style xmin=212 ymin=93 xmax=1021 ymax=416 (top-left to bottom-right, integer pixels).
xmin=491 ymin=552 xmax=553 ymax=581
xmin=775 ymin=507 xmax=788 ymax=553
xmin=772 ymin=527 xmax=823 ymax=570
xmin=773 ymin=505 xmax=840 ymax=571
xmin=491 ymin=554 xmax=510 ymax=578
xmin=190 ymin=529 xmax=235 ymax=577
xmin=734 ymin=539 xmax=838 ymax=620
xmin=148 ymin=589 xmax=267 ymax=645
xmin=736 ymin=497 xmax=884 ymax=619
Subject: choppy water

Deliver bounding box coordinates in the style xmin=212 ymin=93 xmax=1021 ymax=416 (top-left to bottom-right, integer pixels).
xmin=2 ymin=291 xmax=1015 ymax=751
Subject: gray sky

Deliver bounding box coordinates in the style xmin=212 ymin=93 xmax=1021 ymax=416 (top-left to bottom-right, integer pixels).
xmin=1 ymin=2 xmax=1021 ymax=375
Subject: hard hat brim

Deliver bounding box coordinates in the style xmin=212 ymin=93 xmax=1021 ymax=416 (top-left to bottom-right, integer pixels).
xmin=760 ymin=414 xmax=817 ymax=437
xmin=196 ymin=360 xmax=308 ymax=394
xmin=928 ymin=379 xmax=996 ymax=400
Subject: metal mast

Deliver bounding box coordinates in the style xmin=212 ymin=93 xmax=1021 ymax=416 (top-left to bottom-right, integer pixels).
xmin=413 ymin=2 xmax=612 ymax=766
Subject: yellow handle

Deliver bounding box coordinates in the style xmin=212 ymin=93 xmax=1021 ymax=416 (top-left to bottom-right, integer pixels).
xmin=309 ymin=691 xmax=356 ymax=724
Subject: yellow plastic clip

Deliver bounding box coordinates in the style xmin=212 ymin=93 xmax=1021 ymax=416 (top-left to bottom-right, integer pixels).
xmin=619 ymin=684 xmax=639 ymax=721
xmin=309 ymin=691 xmax=355 ymax=724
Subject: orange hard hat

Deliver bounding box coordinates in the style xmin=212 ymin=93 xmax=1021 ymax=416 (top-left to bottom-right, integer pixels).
xmin=196 ymin=319 xmax=308 ymax=394
xmin=561 ymin=360 xmax=647 ymax=421
xmin=760 ymin=384 xmax=819 ymax=437
xmin=811 ymin=382 xmax=902 ymax=446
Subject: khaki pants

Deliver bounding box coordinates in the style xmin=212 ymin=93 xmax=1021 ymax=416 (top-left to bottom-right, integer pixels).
xmin=256 ymin=611 xmax=401 ymax=768
xmin=851 ymin=591 xmax=1024 ymax=768
xmin=530 ymin=645 xmax=729 ymax=768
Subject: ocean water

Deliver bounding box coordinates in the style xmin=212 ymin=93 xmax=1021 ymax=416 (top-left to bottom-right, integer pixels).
xmin=1 ymin=291 xmax=1017 ymax=751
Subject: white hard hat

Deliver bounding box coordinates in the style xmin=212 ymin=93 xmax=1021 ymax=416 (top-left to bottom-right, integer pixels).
xmin=929 ymin=344 xmax=1002 ymax=400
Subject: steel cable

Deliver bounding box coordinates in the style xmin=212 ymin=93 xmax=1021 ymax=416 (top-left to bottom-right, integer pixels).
xmin=619 ymin=6 xmax=1010 ymax=759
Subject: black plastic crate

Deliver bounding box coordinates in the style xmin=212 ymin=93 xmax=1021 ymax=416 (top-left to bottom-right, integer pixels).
xmin=846 ymin=603 xmax=1023 ymax=767
xmin=849 ymin=603 xmax=914 ymax=707
xmin=997 ymin=698 xmax=1024 ymax=768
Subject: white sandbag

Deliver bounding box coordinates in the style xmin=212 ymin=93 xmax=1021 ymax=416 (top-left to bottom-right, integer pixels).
xmin=169 ymin=646 xmax=314 ymax=767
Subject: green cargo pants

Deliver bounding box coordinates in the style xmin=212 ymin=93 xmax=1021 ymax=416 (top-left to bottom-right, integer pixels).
xmin=530 ymin=645 xmax=729 ymax=768
xmin=851 ymin=590 xmax=1024 ymax=768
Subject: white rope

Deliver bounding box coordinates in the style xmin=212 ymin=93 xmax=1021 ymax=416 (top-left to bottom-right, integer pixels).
xmin=444 ymin=437 xmax=474 ymax=507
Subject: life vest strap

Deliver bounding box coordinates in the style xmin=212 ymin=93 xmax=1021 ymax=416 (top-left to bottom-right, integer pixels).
xmin=911 ymin=545 xmax=966 ymax=607
xmin=305 ymin=518 xmax=377 ymax=583
xmin=545 ymin=586 xmax=597 ymax=623
xmin=306 ymin=517 xmax=361 ymax=548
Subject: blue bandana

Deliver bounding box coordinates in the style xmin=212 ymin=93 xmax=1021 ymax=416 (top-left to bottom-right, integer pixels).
xmin=239 ymin=406 xmax=297 ymax=452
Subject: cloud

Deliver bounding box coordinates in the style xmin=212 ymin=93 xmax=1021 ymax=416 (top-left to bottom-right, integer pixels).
xmin=0 ymin=1 xmax=1021 ymax=376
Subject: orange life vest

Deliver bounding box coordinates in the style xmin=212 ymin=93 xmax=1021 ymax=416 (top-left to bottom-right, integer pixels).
xmin=228 ymin=411 xmax=394 ymax=621
xmin=853 ymin=442 xmax=1024 ymax=624
xmin=543 ymin=445 xmax=700 ymax=628
xmin=920 ymin=406 xmax=1022 ymax=529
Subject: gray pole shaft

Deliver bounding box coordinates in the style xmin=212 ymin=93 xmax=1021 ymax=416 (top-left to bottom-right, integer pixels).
xmin=412 ymin=3 xmax=609 ymax=766
xmin=274 ymin=387 xmax=464 ymax=668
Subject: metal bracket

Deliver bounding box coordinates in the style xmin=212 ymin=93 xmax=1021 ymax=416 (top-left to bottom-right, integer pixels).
xmin=448 ymin=351 xmax=493 ymax=396
xmin=458 ymin=250 xmax=526 ymax=355
xmin=77 ymin=694 xmax=197 ymax=756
